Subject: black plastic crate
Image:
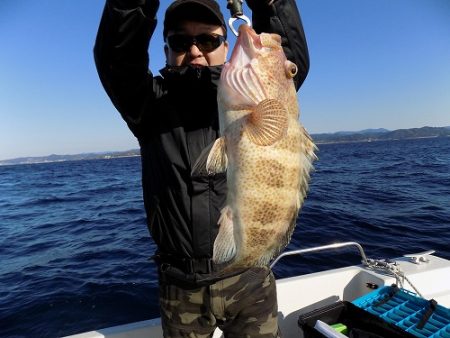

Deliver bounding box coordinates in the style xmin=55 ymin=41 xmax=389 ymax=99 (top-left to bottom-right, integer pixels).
xmin=298 ymin=300 xmax=417 ymax=338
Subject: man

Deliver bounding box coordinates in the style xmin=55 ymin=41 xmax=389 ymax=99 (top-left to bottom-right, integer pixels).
xmin=94 ymin=0 xmax=308 ymax=336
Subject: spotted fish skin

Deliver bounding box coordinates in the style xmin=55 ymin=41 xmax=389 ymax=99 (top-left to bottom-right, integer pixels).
xmin=202 ymin=25 xmax=316 ymax=271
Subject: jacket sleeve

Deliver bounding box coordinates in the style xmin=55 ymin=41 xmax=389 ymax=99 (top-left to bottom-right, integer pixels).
xmin=247 ymin=0 xmax=309 ymax=91
xmin=93 ymin=0 xmax=160 ymax=134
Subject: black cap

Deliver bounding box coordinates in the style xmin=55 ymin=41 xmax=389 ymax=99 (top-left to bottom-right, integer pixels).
xmin=163 ymin=0 xmax=226 ymax=39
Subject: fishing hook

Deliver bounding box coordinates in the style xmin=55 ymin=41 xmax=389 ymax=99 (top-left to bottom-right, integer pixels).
xmin=227 ymin=0 xmax=251 ymax=36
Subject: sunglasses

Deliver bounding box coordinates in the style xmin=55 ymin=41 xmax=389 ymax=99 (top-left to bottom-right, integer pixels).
xmin=166 ymin=33 xmax=226 ymax=53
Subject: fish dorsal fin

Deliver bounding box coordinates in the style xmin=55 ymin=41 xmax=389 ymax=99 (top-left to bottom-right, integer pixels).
xmin=245 ymin=99 xmax=288 ymax=146
xmin=191 ymin=137 xmax=228 ymax=176
xmin=274 ymin=127 xmax=317 ymax=261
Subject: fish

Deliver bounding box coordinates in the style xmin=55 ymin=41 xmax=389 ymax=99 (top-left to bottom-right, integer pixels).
xmin=194 ymin=24 xmax=317 ymax=271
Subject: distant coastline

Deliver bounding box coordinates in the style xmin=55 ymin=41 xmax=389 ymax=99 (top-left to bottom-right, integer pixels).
xmin=312 ymin=126 xmax=450 ymax=145
xmin=1 ymin=126 xmax=449 ymax=166
xmin=0 ymin=150 xmax=141 ymax=166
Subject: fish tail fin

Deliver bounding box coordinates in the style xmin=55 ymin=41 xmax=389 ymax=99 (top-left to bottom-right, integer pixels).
xmin=245 ymin=99 xmax=288 ymax=146
xmin=213 ymin=206 xmax=236 ymax=264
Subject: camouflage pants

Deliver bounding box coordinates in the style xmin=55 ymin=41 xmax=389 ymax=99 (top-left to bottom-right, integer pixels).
xmin=159 ymin=267 xmax=281 ymax=338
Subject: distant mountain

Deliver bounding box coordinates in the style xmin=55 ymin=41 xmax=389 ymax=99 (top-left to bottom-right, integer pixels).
xmin=0 ymin=149 xmax=140 ymax=166
xmin=312 ymin=126 xmax=450 ymax=144
xmin=1 ymin=126 xmax=449 ymax=166
xmin=333 ymin=128 xmax=390 ymax=136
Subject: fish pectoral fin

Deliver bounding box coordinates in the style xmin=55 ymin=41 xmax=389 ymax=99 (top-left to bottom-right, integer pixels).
xmin=191 ymin=137 xmax=228 ymax=176
xmin=245 ymin=99 xmax=288 ymax=146
xmin=206 ymin=137 xmax=228 ymax=174
xmin=213 ymin=206 xmax=236 ymax=264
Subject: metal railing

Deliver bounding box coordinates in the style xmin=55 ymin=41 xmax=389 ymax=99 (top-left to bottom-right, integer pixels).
xmin=270 ymin=241 xmax=369 ymax=269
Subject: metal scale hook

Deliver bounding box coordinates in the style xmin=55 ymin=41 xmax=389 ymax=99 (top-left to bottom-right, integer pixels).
xmin=227 ymin=0 xmax=251 ymax=36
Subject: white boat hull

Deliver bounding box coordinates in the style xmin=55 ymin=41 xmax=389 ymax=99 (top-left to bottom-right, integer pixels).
xmin=64 ymin=250 xmax=450 ymax=338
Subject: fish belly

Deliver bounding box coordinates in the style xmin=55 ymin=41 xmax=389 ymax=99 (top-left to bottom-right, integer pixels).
xmin=229 ymin=115 xmax=305 ymax=267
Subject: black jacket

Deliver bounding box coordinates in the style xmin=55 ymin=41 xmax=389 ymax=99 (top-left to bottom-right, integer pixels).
xmin=94 ymin=0 xmax=309 ymax=285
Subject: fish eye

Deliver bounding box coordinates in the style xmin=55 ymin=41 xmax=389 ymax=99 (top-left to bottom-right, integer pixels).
xmin=285 ymin=61 xmax=298 ymax=78
xmin=289 ymin=64 xmax=297 ymax=76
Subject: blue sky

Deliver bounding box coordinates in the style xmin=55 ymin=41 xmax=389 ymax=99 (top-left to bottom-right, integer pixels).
xmin=0 ymin=0 xmax=449 ymax=160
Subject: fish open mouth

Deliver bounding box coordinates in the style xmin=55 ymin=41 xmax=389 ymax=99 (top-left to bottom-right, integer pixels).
xmin=228 ymin=25 xmax=262 ymax=69
xmin=220 ymin=25 xmax=283 ymax=107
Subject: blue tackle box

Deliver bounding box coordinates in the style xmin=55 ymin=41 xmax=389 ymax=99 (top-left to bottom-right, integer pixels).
xmin=298 ymin=300 xmax=416 ymax=338
xmin=352 ymin=285 xmax=450 ymax=338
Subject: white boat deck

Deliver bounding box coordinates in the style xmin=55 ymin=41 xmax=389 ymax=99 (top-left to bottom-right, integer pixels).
xmin=277 ymin=254 xmax=450 ymax=337
xmin=65 ymin=250 xmax=450 ymax=338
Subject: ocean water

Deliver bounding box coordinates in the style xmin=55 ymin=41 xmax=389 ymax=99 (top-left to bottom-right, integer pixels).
xmin=1 ymin=137 xmax=449 ymax=337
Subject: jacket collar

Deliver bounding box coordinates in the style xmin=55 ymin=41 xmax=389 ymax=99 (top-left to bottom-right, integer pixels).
xmin=159 ymin=65 xmax=223 ymax=128
xmin=160 ymin=65 xmax=223 ymax=86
